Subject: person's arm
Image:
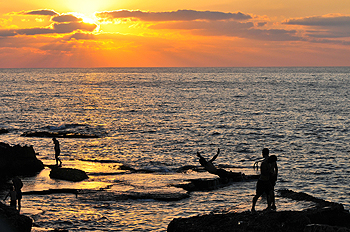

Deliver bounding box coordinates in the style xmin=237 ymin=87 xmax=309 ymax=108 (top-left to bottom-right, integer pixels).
xmin=274 ymin=162 xmax=278 ymax=175
xmin=3 ymin=192 xmax=9 ymax=201
xmin=209 ymin=148 xmax=220 ymax=162
xmin=196 ymin=151 xmax=203 ymax=159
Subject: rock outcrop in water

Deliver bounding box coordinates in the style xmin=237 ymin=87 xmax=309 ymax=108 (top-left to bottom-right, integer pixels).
xmin=0 ymin=202 xmax=32 ymax=232
xmin=21 ymin=131 xmax=100 ymax=138
xmin=0 ymin=142 xmax=44 ymax=181
xmin=174 ymin=175 xmax=259 ymax=192
xmin=0 ymin=128 xmax=9 ymax=135
xmin=49 ymin=166 xmax=89 ymax=182
xmin=167 ymin=189 xmax=350 ymax=232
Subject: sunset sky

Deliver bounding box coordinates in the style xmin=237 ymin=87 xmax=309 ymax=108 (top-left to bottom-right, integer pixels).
xmin=1 ymin=0 xmax=350 ymax=67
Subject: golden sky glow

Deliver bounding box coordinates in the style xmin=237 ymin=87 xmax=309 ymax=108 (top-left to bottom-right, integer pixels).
xmin=1 ymin=0 xmax=350 ymax=67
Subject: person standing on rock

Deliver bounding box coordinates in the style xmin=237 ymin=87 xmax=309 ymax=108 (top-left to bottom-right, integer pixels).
xmin=52 ymin=137 xmax=62 ymax=166
xmin=268 ymin=154 xmax=278 ymax=210
xmin=3 ymin=185 xmax=17 ymax=209
xmin=12 ymin=177 xmax=23 ymax=213
xmin=252 ymin=148 xmax=273 ymax=212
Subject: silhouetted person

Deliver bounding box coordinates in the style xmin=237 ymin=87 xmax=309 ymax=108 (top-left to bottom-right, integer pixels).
xmin=12 ymin=177 xmax=23 ymax=213
xmin=197 ymin=148 xmax=243 ymax=182
xmin=52 ymin=137 xmax=62 ymax=166
xmin=252 ymin=148 xmax=272 ymax=212
xmin=268 ymin=155 xmax=278 ymax=210
xmin=3 ymin=185 xmax=17 ymax=209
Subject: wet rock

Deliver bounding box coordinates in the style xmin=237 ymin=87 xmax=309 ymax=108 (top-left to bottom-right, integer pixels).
xmin=49 ymin=167 xmax=89 ymax=182
xmin=23 ymin=188 xmax=79 ymax=196
xmin=21 ymin=131 xmax=100 ymax=138
xmin=168 ymin=206 xmax=350 ymax=232
xmin=79 ymin=188 xmax=190 ymax=202
xmin=174 ymin=175 xmax=259 ymax=192
xmin=0 ymin=202 xmax=32 ymax=232
xmin=0 ymin=128 xmax=9 ymax=135
xmin=167 ymin=189 xmax=350 ymax=232
xmin=278 ymin=189 xmax=344 ymax=209
xmin=0 ymin=142 xmax=44 ymax=180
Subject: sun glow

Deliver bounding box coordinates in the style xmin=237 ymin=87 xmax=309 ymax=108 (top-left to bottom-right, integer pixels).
xmin=81 ymin=14 xmax=98 ymax=24
xmin=64 ymin=0 xmax=112 ymax=16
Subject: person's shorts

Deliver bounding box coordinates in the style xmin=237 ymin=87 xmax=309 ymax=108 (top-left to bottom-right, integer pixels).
xmin=256 ymin=179 xmax=273 ymax=196
xmin=16 ymin=191 xmax=22 ymax=200
xmin=10 ymin=200 xmax=16 ymax=207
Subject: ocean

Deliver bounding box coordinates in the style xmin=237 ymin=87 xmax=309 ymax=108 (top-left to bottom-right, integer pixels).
xmin=0 ymin=67 xmax=349 ymax=231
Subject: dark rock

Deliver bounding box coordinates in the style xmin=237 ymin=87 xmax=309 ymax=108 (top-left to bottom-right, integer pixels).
xmin=174 ymin=175 xmax=259 ymax=192
xmin=167 ymin=206 xmax=350 ymax=232
xmin=78 ymin=188 xmax=190 ymax=202
xmin=23 ymin=188 xmax=79 ymax=196
xmin=49 ymin=167 xmax=88 ymax=182
xmin=167 ymin=190 xmax=350 ymax=232
xmin=0 ymin=142 xmax=44 ymax=180
xmin=304 ymin=224 xmax=350 ymax=232
xmin=0 ymin=202 xmax=32 ymax=232
xmin=0 ymin=129 xmax=9 ymax=135
xmin=21 ymin=131 xmax=100 ymax=138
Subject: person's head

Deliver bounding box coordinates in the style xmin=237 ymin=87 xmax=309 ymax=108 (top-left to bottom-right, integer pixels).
xmin=268 ymin=155 xmax=277 ymax=163
xmin=52 ymin=137 xmax=57 ymax=142
xmin=262 ymin=148 xmax=269 ymax=158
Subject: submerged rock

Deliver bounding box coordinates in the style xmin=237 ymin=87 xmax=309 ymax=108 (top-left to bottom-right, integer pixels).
xmin=21 ymin=131 xmax=100 ymax=138
xmin=78 ymin=187 xmax=190 ymax=202
xmin=0 ymin=128 xmax=9 ymax=135
xmin=49 ymin=167 xmax=89 ymax=182
xmin=174 ymin=175 xmax=259 ymax=192
xmin=167 ymin=189 xmax=350 ymax=232
xmin=0 ymin=142 xmax=44 ymax=180
xmin=0 ymin=202 xmax=32 ymax=232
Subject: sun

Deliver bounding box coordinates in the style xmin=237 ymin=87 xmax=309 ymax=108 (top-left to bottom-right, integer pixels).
xmin=70 ymin=12 xmax=98 ymax=25
xmin=81 ymin=15 xmax=98 ymax=24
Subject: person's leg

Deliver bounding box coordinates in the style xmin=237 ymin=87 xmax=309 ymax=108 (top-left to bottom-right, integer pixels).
xmin=55 ymin=154 xmax=58 ymax=166
xmin=252 ymin=180 xmax=263 ymax=212
xmin=252 ymin=194 xmax=259 ymax=212
xmin=17 ymin=199 xmax=21 ymax=213
xmin=270 ymin=189 xmax=276 ymax=210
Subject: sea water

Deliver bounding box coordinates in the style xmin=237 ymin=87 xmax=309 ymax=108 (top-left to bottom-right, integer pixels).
xmin=0 ymin=67 xmax=349 ymax=231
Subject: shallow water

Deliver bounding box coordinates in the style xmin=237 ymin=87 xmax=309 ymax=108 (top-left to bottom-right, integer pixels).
xmin=1 ymin=67 xmax=349 ymax=231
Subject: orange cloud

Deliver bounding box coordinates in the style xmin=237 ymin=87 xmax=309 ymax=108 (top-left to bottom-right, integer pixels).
xmin=1 ymin=8 xmax=350 ymax=68
xmin=96 ymin=9 xmax=252 ymax=22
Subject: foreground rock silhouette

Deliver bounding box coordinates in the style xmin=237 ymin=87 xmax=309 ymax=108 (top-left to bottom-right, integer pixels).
xmin=0 ymin=202 xmax=32 ymax=232
xmin=0 ymin=142 xmax=44 ymax=181
xmin=167 ymin=189 xmax=350 ymax=232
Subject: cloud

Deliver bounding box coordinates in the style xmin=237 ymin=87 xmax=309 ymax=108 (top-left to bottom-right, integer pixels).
xmin=52 ymin=14 xmax=82 ymax=23
xmin=151 ymin=20 xmax=300 ymax=41
xmin=284 ymin=15 xmax=350 ymax=27
xmin=24 ymin=9 xmax=58 ymax=16
xmin=53 ymin=22 xmax=97 ymax=33
xmin=70 ymin=32 xmax=96 ymax=40
xmin=0 ymin=22 xmax=97 ymax=37
xmin=284 ymin=15 xmax=350 ymax=38
xmin=96 ymin=9 xmax=252 ymax=22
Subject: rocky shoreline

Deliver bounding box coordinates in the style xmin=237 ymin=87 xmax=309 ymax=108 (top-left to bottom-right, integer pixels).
xmin=167 ymin=189 xmax=350 ymax=232
xmin=1 ymin=141 xmax=349 ymax=232
xmin=0 ymin=142 xmax=44 ymax=231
